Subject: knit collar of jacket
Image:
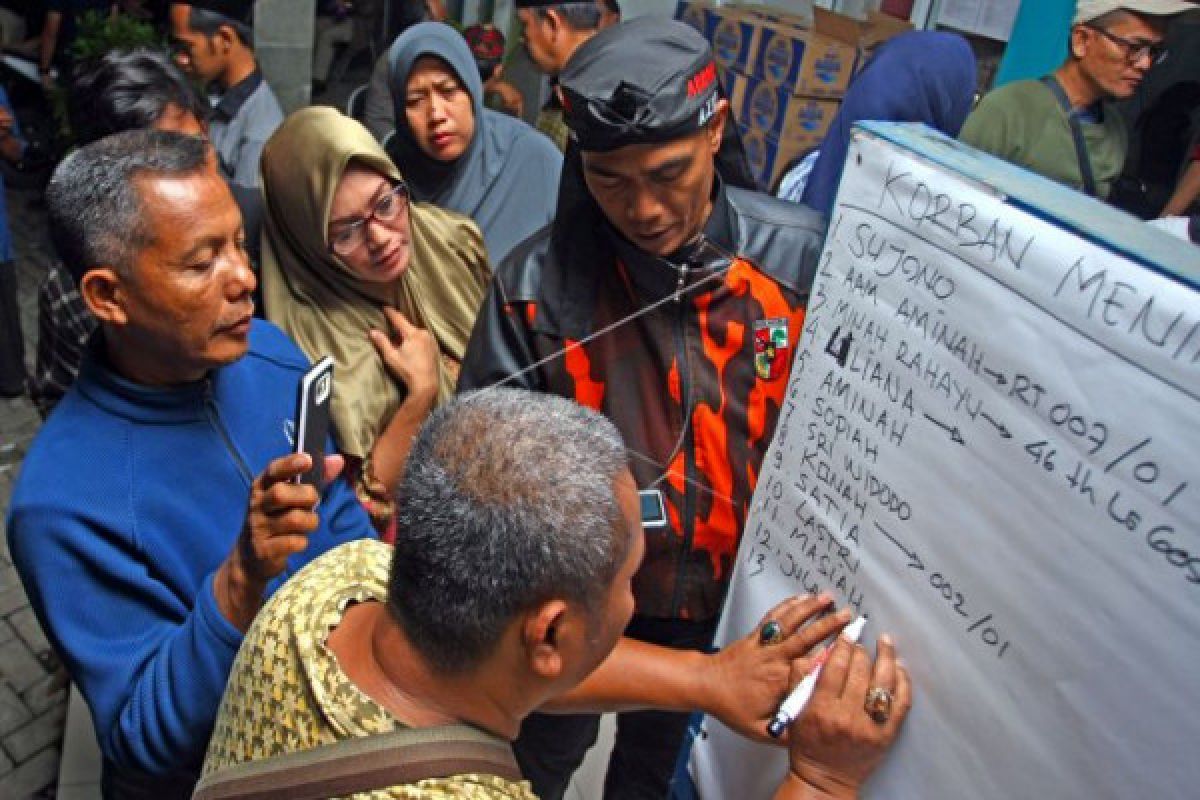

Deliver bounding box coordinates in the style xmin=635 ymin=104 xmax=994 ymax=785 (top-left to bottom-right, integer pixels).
xmin=75 ymin=330 xmax=236 ymax=424
xmin=606 ymin=177 xmax=736 ymax=304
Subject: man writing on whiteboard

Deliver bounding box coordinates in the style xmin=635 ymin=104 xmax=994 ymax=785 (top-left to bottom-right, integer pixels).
xmin=458 ymin=17 xmax=827 ymax=798
xmin=960 ymin=0 xmax=1194 ymax=200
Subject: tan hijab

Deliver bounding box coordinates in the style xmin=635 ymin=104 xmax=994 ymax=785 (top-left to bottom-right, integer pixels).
xmin=260 ymin=106 xmax=490 ymax=458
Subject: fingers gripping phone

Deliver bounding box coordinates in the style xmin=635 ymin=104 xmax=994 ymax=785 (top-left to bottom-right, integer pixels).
xmin=294 ymin=357 xmax=334 ymax=488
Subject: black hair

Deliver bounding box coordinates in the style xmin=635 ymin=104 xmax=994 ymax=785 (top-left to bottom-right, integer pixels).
xmin=388 ymin=389 xmax=630 ymax=675
xmin=188 ymin=6 xmax=253 ymax=47
xmin=537 ymin=2 xmax=604 ymax=31
xmin=69 ymin=48 xmax=209 ymax=147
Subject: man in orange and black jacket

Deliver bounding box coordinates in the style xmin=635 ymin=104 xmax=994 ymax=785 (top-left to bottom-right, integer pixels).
xmin=457 ymin=17 xmax=826 ymax=799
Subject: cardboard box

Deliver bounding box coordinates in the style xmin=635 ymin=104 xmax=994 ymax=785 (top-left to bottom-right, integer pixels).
xmin=675 ymin=2 xmax=771 ymax=74
xmin=859 ymin=9 xmax=915 ymax=51
xmin=675 ymin=1 xmax=724 ymax=41
xmin=739 ymin=125 xmax=815 ymax=192
xmin=710 ymin=11 xmax=770 ymax=73
xmin=734 ymin=1 xmax=815 ymax=30
xmin=753 ymin=24 xmax=857 ymax=95
xmin=718 ymin=65 xmax=750 ymax=116
xmin=738 ymin=75 xmax=839 ymax=146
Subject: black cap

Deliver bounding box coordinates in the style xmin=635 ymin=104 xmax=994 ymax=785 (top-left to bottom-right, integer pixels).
xmin=559 ymin=17 xmax=721 ymax=152
xmin=181 ymin=0 xmax=253 ymax=23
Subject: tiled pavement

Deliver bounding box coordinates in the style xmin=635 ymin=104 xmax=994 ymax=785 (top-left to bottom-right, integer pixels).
xmin=1 ymin=184 xmax=67 ymax=799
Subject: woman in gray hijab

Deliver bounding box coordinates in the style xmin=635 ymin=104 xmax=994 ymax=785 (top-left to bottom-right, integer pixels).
xmin=387 ymin=21 xmax=562 ymax=263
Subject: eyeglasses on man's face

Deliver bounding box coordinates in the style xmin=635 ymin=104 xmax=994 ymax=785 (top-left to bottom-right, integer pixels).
xmin=328 ymin=182 xmax=410 ymax=257
xmin=1085 ymin=24 xmax=1169 ymax=66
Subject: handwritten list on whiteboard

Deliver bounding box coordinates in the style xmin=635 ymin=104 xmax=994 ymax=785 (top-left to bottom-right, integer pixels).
xmin=689 ymin=126 xmax=1199 ymax=800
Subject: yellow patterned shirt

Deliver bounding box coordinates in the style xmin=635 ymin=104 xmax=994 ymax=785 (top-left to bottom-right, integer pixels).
xmin=201 ymin=539 xmax=537 ymax=799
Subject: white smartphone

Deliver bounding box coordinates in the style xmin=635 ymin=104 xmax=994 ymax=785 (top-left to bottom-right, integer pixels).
xmin=639 ymin=489 xmax=668 ymax=529
xmin=294 ymin=356 xmax=334 ymax=488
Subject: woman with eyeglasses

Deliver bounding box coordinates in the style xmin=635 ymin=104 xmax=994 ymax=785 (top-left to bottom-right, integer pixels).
xmin=259 ymin=106 xmax=490 ymax=536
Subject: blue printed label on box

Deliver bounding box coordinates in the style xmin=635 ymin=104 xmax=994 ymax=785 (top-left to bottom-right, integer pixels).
xmin=675 ymin=1 xmax=721 ymax=41
xmin=753 ymin=27 xmax=854 ymax=95
xmin=759 ymin=28 xmax=805 ymax=86
xmin=712 ymin=16 xmax=765 ymax=72
xmin=747 ymin=80 xmax=783 ymax=134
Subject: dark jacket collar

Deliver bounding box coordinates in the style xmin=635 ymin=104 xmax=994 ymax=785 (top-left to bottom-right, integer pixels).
xmin=213 ymin=68 xmax=264 ymax=122
xmin=606 ymin=178 xmax=736 ymax=303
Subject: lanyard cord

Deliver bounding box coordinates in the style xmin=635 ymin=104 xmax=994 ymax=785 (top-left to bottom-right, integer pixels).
xmin=478 ymin=246 xmax=740 ymax=507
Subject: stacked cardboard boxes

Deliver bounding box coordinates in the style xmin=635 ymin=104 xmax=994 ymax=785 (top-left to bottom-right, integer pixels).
xmin=677 ymin=1 xmax=910 ymax=191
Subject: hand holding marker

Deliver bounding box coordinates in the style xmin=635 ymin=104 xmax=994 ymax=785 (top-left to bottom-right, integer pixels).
xmin=767 ymin=615 xmax=869 ymax=738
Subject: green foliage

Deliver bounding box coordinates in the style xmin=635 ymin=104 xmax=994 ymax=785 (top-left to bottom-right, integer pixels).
xmin=69 ymin=10 xmax=163 ymax=65
xmin=50 ymin=11 xmax=165 ymax=143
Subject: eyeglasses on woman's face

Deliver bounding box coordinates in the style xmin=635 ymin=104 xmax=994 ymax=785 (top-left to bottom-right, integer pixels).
xmin=328 ymin=182 xmax=410 ymax=257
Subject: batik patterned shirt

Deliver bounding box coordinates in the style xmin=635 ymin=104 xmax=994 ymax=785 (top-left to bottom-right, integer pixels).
xmin=202 ymin=539 xmax=536 ymax=799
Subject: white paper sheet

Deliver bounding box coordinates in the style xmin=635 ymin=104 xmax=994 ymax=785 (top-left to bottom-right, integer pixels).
xmin=938 ymin=0 xmax=1019 ymax=40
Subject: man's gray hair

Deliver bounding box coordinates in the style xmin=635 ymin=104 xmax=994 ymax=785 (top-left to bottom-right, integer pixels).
xmin=389 ymin=388 xmax=630 ymax=675
xmin=538 ymin=2 xmax=604 ymax=31
xmin=45 ymin=129 xmax=210 ymax=283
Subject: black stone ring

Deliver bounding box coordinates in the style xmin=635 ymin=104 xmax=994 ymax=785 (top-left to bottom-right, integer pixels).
xmin=759 ymin=619 xmax=784 ymax=646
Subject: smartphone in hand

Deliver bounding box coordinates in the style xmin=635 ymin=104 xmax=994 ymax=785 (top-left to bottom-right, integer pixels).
xmin=639 ymin=489 xmax=668 ymax=529
xmin=294 ymin=356 xmax=335 ymax=488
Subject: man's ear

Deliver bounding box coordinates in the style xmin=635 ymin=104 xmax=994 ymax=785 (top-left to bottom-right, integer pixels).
xmin=544 ymin=9 xmax=566 ymax=40
xmin=521 ymin=599 xmax=570 ymax=680
xmin=1069 ymin=25 xmax=1089 ymax=60
xmin=707 ymin=97 xmax=729 ymax=156
xmin=214 ymin=24 xmax=237 ymax=55
xmin=79 ymin=268 xmax=129 ymax=326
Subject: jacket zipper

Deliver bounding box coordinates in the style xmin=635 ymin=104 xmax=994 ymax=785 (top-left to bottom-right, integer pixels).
xmin=204 ymin=380 xmax=253 ymax=485
xmin=669 ymin=270 xmax=698 ymax=618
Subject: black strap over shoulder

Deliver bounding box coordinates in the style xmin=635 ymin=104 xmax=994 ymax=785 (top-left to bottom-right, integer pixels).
xmin=192 ymin=724 xmax=522 ymax=800
xmin=1041 ymin=75 xmax=1098 ymax=197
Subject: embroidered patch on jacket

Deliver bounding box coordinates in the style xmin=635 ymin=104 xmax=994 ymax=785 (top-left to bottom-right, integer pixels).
xmin=754 ymin=317 xmax=789 ymax=381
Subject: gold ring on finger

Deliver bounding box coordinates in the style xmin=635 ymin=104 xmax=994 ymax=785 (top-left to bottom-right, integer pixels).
xmin=864 ymin=686 xmax=893 ymax=724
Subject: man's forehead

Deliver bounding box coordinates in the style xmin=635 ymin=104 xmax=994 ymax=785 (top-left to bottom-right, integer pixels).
xmin=582 ymin=130 xmax=705 ymax=174
xmin=132 ymin=163 xmax=232 ymax=220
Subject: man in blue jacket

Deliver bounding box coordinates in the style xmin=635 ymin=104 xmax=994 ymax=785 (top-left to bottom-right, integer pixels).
xmin=6 ymin=130 xmax=376 ymax=798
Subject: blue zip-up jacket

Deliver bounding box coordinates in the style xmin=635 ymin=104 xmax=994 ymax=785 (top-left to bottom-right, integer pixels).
xmin=7 ymin=320 xmax=374 ymax=792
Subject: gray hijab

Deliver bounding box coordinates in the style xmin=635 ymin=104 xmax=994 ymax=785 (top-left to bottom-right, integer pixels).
xmin=387 ymin=22 xmax=563 ymax=263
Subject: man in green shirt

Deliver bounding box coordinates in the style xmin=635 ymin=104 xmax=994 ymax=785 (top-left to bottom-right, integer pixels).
xmin=960 ymin=0 xmax=1191 ymax=199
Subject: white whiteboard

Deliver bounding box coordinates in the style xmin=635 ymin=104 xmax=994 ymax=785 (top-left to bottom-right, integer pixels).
xmin=689 ymin=127 xmax=1199 ymax=800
